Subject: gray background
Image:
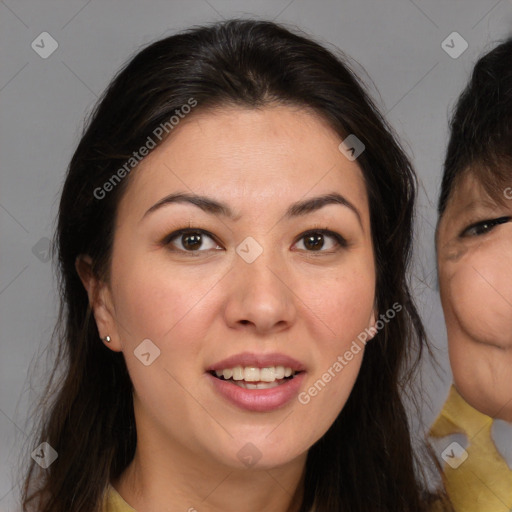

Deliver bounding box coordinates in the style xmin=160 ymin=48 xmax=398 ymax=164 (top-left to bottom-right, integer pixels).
xmin=1 ymin=0 xmax=511 ymax=509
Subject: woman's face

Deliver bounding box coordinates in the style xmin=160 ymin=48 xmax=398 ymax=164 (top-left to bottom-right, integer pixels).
xmin=437 ymin=172 xmax=512 ymax=421
xmin=90 ymin=105 xmax=377 ymax=469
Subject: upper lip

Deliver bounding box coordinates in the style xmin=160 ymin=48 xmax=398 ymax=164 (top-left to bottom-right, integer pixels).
xmin=207 ymin=352 xmax=306 ymax=372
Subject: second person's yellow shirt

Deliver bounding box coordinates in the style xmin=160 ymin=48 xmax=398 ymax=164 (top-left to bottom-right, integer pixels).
xmin=102 ymin=484 xmax=137 ymax=512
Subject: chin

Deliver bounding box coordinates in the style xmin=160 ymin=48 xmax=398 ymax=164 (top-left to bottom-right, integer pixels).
xmin=206 ymin=433 xmax=308 ymax=471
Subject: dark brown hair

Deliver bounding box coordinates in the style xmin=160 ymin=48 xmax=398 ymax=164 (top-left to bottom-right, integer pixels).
xmin=18 ymin=18 xmax=444 ymax=512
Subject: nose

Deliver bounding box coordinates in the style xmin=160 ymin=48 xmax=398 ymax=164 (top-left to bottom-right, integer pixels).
xmin=223 ymin=245 xmax=297 ymax=335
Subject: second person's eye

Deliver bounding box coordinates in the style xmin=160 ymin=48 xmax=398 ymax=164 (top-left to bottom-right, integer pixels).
xmin=460 ymin=216 xmax=511 ymax=237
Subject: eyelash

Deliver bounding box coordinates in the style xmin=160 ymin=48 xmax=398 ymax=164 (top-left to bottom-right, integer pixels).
xmin=161 ymin=226 xmax=348 ymax=255
xmin=459 ymin=216 xmax=511 ymax=237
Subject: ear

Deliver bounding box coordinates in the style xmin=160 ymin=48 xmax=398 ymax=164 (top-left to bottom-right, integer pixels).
xmin=75 ymin=254 xmax=122 ymax=352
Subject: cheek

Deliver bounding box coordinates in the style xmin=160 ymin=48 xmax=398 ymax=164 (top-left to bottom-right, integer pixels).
xmin=447 ymin=240 xmax=512 ymax=347
xmin=112 ymin=256 xmax=221 ymax=345
xmin=280 ymin=263 xmax=374 ymax=443
xmin=109 ymin=259 xmax=223 ymax=425
xmin=317 ymin=271 xmax=375 ymax=340
xmin=296 ymin=264 xmax=375 ymax=371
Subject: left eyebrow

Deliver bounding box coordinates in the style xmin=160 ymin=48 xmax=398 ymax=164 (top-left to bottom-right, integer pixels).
xmin=285 ymin=192 xmax=363 ymax=228
xmin=142 ymin=191 xmax=363 ymax=228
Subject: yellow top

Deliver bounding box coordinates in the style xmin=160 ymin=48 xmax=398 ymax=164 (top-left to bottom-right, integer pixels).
xmin=430 ymin=384 xmax=512 ymax=512
xmin=102 ymin=484 xmax=137 ymax=512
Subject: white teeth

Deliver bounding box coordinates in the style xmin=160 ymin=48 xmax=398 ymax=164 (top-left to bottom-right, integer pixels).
xmin=212 ymin=365 xmax=297 ymax=383
xmin=244 ymin=367 xmax=260 ymax=382
xmin=232 ymin=366 xmax=244 ymax=381
xmin=260 ymin=367 xmax=275 ymax=381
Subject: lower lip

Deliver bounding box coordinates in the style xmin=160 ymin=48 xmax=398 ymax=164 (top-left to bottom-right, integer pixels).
xmin=206 ymin=372 xmax=306 ymax=412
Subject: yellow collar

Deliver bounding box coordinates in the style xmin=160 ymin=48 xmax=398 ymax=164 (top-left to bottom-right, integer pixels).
xmin=430 ymin=384 xmax=512 ymax=512
xmin=102 ymin=484 xmax=137 ymax=512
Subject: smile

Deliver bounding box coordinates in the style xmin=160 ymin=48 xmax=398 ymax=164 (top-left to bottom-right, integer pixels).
xmin=206 ymin=353 xmax=307 ymax=411
xmin=211 ymin=365 xmax=300 ymax=389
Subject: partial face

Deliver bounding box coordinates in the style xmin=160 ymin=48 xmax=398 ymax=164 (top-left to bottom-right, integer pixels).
xmin=94 ymin=105 xmax=377 ymax=469
xmin=437 ymin=172 xmax=512 ymax=421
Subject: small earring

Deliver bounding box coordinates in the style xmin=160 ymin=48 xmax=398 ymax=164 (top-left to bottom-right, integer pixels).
xmin=103 ymin=335 xmax=111 ymax=343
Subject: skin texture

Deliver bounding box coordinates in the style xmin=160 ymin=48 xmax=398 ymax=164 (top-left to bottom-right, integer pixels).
xmin=437 ymin=172 xmax=512 ymax=423
xmin=77 ymin=105 xmax=377 ymax=512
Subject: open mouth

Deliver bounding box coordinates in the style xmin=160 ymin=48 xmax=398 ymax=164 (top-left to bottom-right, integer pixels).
xmin=209 ymin=366 xmax=303 ymax=390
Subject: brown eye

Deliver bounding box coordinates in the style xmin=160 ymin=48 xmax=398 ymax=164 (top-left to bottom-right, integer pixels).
xmin=180 ymin=232 xmax=203 ymax=251
xmin=164 ymin=229 xmax=222 ymax=252
xmin=294 ymin=229 xmax=347 ymax=252
xmin=303 ymin=233 xmax=324 ymax=251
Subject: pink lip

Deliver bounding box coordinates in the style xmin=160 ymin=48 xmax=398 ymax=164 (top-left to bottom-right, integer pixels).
xmin=206 ymin=352 xmax=306 ymax=372
xmin=206 ymin=371 xmax=306 ymax=412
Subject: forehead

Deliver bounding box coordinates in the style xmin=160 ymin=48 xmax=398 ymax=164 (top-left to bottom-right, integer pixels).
xmin=444 ymin=168 xmax=511 ymax=216
xmin=118 ymin=105 xmax=369 ymax=221
xmin=445 ymin=173 xmax=490 ymax=210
